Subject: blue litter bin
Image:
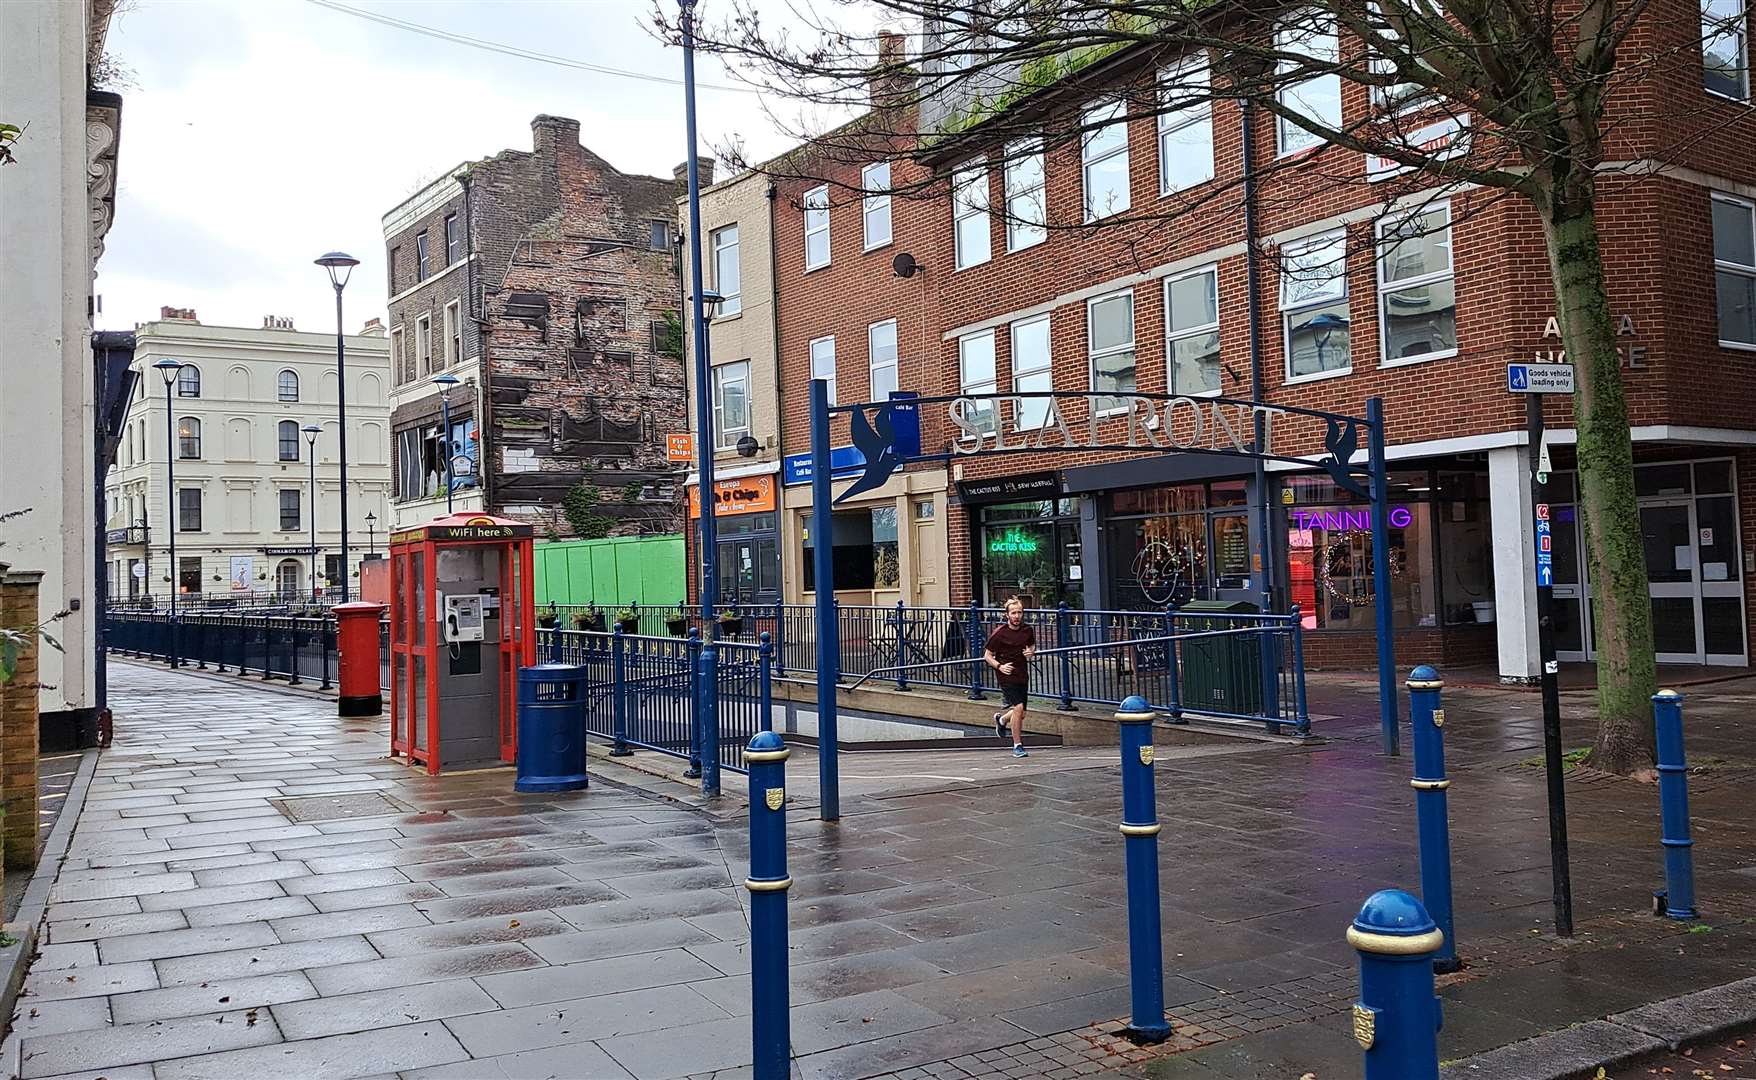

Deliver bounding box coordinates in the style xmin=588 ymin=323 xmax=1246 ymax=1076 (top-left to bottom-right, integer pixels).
xmin=515 ymin=662 xmax=589 ymax=792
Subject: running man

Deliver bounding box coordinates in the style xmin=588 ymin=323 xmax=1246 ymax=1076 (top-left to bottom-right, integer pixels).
xmin=984 ymin=597 xmax=1036 ymax=758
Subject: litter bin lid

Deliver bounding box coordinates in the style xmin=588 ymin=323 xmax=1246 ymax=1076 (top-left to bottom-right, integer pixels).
xmin=519 ymin=662 xmax=586 ymax=682
xmin=1176 ymin=600 xmax=1259 ymax=614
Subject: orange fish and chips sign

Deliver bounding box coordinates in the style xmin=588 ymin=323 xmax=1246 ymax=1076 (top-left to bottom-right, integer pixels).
xmin=687 ymin=475 xmax=776 ymax=518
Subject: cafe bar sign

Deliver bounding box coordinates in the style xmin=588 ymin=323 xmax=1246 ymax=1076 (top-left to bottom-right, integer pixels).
xmin=688 ymin=475 xmax=777 ymax=518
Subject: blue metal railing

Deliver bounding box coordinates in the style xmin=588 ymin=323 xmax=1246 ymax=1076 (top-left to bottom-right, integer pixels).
xmin=107 ymin=609 xmax=335 ymax=688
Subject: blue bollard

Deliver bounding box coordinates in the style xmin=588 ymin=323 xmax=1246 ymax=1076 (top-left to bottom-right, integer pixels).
xmin=1349 ymin=889 xmax=1442 ymax=1080
xmin=1407 ymin=666 xmax=1459 ymax=973
xmin=610 ymin=628 xmax=632 ymax=756
xmin=1117 ymin=695 xmax=1171 ymax=1044
xmin=744 ymin=731 xmax=792 ymax=1078
xmin=1652 ymin=689 xmax=1698 ymax=919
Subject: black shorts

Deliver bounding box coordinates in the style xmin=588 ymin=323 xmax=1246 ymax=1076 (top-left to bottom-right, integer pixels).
xmin=1000 ymin=682 xmax=1028 ymax=708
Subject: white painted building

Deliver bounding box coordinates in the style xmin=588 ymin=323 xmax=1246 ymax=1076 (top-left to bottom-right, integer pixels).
xmin=104 ymin=311 xmax=393 ymax=602
xmin=0 ymin=0 xmax=123 ymax=736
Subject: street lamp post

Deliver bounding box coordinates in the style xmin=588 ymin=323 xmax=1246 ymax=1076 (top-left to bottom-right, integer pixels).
xmin=304 ymin=424 xmax=321 ymax=601
xmin=152 ymin=358 xmax=183 ymax=664
xmin=365 ymin=511 xmax=377 ymax=557
xmin=315 ymin=251 xmax=360 ymax=602
xmin=432 ymin=374 xmax=460 ymax=514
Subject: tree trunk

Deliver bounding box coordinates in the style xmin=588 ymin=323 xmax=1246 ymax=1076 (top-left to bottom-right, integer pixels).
xmin=1540 ymin=189 xmax=1656 ymax=774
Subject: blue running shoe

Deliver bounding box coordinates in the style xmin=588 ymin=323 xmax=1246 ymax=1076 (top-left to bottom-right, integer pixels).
xmin=1013 ymin=745 xmax=1028 ymax=758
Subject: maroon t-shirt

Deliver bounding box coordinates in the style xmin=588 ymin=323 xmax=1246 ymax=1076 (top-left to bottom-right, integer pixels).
xmin=985 ymin=623 xmax=1035 ymax=686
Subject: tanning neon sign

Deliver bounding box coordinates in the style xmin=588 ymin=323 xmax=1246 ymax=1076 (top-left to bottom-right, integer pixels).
xmin=1290 ymin=506 xmax=1414 ymax=531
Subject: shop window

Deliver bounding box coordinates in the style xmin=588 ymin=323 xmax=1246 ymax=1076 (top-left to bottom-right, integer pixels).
xmin=1010 ymin=316 xmax=1052 ymax=429
xmin=977 ymin=500 xmax=1084 ymax=608
xmin=1107 ymin=486 xmax=1210 ymax=607
xmin=1435 ymin=471 xmax=1495 ymax=625
xmin=1377 ymin=204 xmax=1457 ymax=364
xmin=953 ymin=160 xmax=991 ymax=269
xmin=862 ymin=161 xmax=892 ymax=250
xmin=1703 ymin=0 xmax=1750 ymax=100
xmin=1286 ymin=496 xmax=1436 ymax=630
xmin=802 ymin=508 xmax=899 ymax=591
xmin=1713 ymin=193 xmax=1756 ymax=346
xmin=179 ymin=557 xmax=202 ymax=595
xmin=1276 ymin=12 xmax=1342 ymax=155
xmin=1158 ymin=61 xmax=1214 ymax=194
xmin=803 ymin=185 xmax=830 ymax=270
xmin=1082 ymin=100 xmax=1130 ymax=221
xmin=1165 ymin=266 xmax=1221 ymax=395
xmin=1004 ymin=140 xmax=1046 ymax=252
xmin=1281 ymin=230 xmax=1351 ymax=380
xmin=958 ymin=329 xmax=998 ymax=434
xmin=326 ymin=555 xmax=343 ymax=588
xmin=1088 ymin=289 xmax=1136 ymax=412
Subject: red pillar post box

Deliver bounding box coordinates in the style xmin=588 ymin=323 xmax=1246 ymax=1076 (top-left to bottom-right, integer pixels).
xmin=333 ymin=602 xmax=385 ymax=716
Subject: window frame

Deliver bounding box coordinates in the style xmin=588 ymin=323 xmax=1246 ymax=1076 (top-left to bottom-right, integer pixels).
xmin=443 ymin=300 xmax=462 ymax=367
xmin=712 ymin=224 xmax=742 ymax=316
xmin=1082 ymin=100 xmax=1132 ymax=222
xmin=1004 ymin=139 xmax=1047 ymax=253
xmin=1368 ymin=1 xmax=1436 ymax=113
xmin=176 ymin=365 xmax=201 ymax=398
xmin=862 ymin=161 xmax=893 ymax=251
xmin=415 ymin=313 xmax=433 ymax=376
xmin=957 ymin=329 xmax=999 ymax=435
xmin=1010 ymin=314 xmax=1053 ymax=430
xmin=1164 ymin=264 xmax=1223 ymax=397
xmin=868 ymin=319 xmax=900 ymax=402
xmin=1086 ymin=288 xmax=1137 ymax=412
xmin=277 ymin=369 xmax=299 ymax=403
xmin=1713 ymin=191 xmax=1756 ymax=349
xmin=1279 ymin=228 xmax=1353 ymax=383
xmin=415 ymin=230 xmax=430 ymax=282
xmin=178 ymin=487 xmax=202 ymax=533
xmin=803 ymin=185 xmax=831 ymax=271
xmin=444 ymin=213 xmax=460 ymax=265
xmin=1275 ymin=13 xmax=1344 ymax=157
xmin=279 ymin=488 xmax=301 ymax=532
xmin=1375 ymin=201 xmax=1459 ymax=367
xmin=176 ymin=416 xmax=201 ymax=460
xmin=278 ymin=420 xmax=301 ymax=462
xmin=649 ymin=219 xmax=671 ymax=251
xmin=809 ymin=335 xmax=838 ymax=404
xmin=711 ymin=360 xmax=752 ymax=450
xmin=1702 ymin=0 xmax=1751 ymax=101
xmin=953 ymin=159 xmax=992 ymax=270
xmin=1158 ymin=62 xmax=1215 ymax=195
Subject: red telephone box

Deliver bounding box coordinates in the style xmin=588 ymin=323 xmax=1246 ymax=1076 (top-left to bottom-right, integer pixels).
xmin=387 ymin=513 xmax=536 ymax=774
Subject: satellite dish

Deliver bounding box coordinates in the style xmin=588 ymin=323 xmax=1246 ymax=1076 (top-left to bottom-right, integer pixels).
xmin=892 ymin=252 xmax=918 ymax=278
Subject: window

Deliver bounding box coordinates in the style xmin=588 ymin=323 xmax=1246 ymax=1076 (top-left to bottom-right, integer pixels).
xmin=178 ymin=488 xmax=202 ymax=532
xmin=277 ymin=369 xmax=299 ymax=402
xmin=444 ymin=213 xmax=460 ymax=265
xmin=1370 ymin=2 xmax=1433 ymax=112
xmin=1277 ymin=14 xmax=1343 ymax=155
xmin=177 ymin=365 xmax=201 ymax=398
xmin=809 ymin=336 xmax=837 ymax=404
xmin=279 ymin=489 xmax=300 ymax=531
xmin=179 ymin=556 xmax=203 ymax=595
xmin=958 ymin=329 xmax=998 ymax=434
xmin=1004 ymin=140 xmax=1046 ymax=252
xmin=711 ymin=361 xmax=751 ymax=450
xmin=276 ymin=559 xmax=301 ymax=599
xmin=1703 ymin=0 xmax=1750 ymax=99
xmin=953 ymin=160 xmax=991 ymax=269
xmin=1715 ymin=193 xmax=1756 ymax=346
xmin=803 ymin=185 xmax=830 ymax=270
xmin=325 ymin=555 xmax=343 ymax=586
xmin=387 ymin=247 xmax=399 ymax=293
xmin=416 ymin=314 xmax=433 ymax=376
xmin=802 ymin=508 xmax=900 ymax=591
xmin=1165 ymin=267 xmax=1221 ymax=395
xmin=1088 ymin=290 xmax=1136 ymax=410
xmin=712 ymin=225 xmax=741 ymax=316
xmin=649 ymin=220 xmax=670 ymax=251
xmin=862 ymin=161 xmax=893 ymax=250
xmin=868 ymin=319 xmax=899 ymax=401
xmin=390 ymin=327 xmax=408 ymax=385
xmin=443 ymin=301 xmax=462 ymax=367
xmin=1377 ymin=203 xmax=1457 ymax=364
xmin=278 ymin=420 xmax=301 ymax=462
xmin=1281 ymin=230 xmax=1352 ymax=379
xmin=177 ymin=416 xmax=201 ymax=459
xmin=1159 ymin=63 xmax=1214 ymax=194
xmin=1011 ymin=315 xmax=1053 ymax=429
xmin=1082 ymin=101 xmax=1131 ymax=221
xmin=396 ymin=420 xmax=475 ymax=502
xmin=415 ymin=231 xmax=430 ymax=281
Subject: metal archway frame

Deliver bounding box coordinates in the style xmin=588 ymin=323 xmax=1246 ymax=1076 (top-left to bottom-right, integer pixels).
xmin=807 ymin=384 xmax=1400 ymax=822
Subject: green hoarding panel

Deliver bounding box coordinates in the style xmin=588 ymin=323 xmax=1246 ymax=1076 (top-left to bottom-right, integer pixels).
xmin=532 ymin=536 xmax=685 ymax=610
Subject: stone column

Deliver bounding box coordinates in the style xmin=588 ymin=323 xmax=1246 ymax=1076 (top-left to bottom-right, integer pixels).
xmin=1488 ymin=446 xmax=1540 ymax=684
xmin=1 ymin=569 xmax=44 ymax=871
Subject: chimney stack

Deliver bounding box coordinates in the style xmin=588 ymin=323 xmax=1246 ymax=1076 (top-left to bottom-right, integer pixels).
xmin=359 ymin=317 xmax=386 ymax=337
xmin=869 ymin=30 xmax=914 ymax=109
xmin=531 ymin=114 xmax=582 ymax=157
xmin=158 ymin=306 xmax=198 ymax=322
xmin=673 ymin=157 xmax=716 ymax=189
xmin=262 ymin=315 xmax=295 ymax=331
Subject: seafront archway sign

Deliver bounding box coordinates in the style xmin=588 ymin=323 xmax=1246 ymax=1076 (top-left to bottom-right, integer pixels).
xmin=805 ymin=382 xmax=1402 ymax=823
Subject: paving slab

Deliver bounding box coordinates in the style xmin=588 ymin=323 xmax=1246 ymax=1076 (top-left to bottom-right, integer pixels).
xmin=440 ymin=985 xmax=726 ymax=1058
xmin=268 ymin=977 xmax=500 ymax=1040
xmin=108 ymin=971 xmax=320 ymax=1024
xmin=153 ymin=935 xmax=379 ymax=986
xmin=18 ymin=1007 xmax=281 ymax=1078
xmin=151 ymin=1020 xmax=468 ymax=1080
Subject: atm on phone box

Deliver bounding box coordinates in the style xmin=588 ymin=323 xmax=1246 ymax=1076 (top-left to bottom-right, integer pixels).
xmin=386 ymin=513 xmax=536 ymax=774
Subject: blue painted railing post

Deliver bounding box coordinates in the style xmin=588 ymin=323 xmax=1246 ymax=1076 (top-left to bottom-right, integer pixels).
xmin=685 ymin=628 xmax=703 ymax=779
xmin=1260 ymin=611 xmax=1282 ymax=734
xmin=966 ymin=601 xmax=986 ymax=701
xmin=700 ymin=626 xmax=721 ymax=798
xmin=1056 ymin=602 xmax=1075 ymax=711
xmin=758 ymin=632 xmax=774 ymax=733
xmin=1290 ymin=606 xmax=1311 ymax=737
xmin=610 ymin=628 xmax=632 ymax=756
xmin=744 ymin=731 xmax=792 ymax=1078
xmin=894 ymin=601 xmax=909 ymax=691
xmin=1165 ymin=608 xmax=1184 ymax=725
xmin=1652 ymin=689 xmax=1698 ymax=919
xmin=1116 ymin=695 xmax=1171 ymax=1044
xmin=547 ymin=625 xmax=562 ymax=664
xmin=771 ymin=603 xmax=786 ymax=677
xmin=808 ymin=377 xmax=840 ymax=822
xmin=1407 ymin=666 xmax=1459 ymax=973
xmin=1367 ymin=395 xmax=1401 ymax=756
xmin=1349 ymin=889 xmax=1442 ymax=1080
xmin=319 ymin=620 xmax=333 ymax=691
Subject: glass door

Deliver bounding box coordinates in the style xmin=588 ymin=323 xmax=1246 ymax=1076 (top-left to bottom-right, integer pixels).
xmin=1641 ymin=500 xmax=1701 ymax=663
xmin=1551 ymin=504 xmax=1591 ymax=660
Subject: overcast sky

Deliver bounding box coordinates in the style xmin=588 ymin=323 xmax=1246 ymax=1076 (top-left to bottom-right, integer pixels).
xmin=96 ymin=0 xmax=830 ymax=335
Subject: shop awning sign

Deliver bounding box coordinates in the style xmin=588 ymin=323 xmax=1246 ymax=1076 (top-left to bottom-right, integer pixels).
xmin=1507 ymin=363 xmax=1574 ymax=394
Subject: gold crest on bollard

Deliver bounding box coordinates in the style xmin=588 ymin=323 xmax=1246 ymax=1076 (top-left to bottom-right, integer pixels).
xmin=1352 ymin=1004 xmax=1376 ymax=1049
xmin=764 ymin=788 xmax=786 ymax=811
xmin=1138 ymin=745 xmax=1155 ymax=766
xmin=1432 ymin=708 xmax=1446 ymax=728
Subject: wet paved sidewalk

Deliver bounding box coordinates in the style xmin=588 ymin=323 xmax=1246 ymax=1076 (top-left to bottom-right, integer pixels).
xmin=12 ymin=660 xmax=1756 ymax=1079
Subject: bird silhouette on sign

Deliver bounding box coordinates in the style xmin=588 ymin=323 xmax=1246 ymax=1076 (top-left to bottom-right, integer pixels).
xmin=1320 ymin=417 xmax=1371 ymax=499
xmin=834 ymin=404 xmax=903 ymax=505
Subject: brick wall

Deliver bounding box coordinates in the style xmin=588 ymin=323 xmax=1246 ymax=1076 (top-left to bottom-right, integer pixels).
xmin=1 ymin=570 xmax=44 ymax=871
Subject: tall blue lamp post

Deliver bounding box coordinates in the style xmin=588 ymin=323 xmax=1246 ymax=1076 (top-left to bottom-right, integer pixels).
xmin=679 ymin=0 xmax=724 ymax=795
xmin=314 ymin=251 xmax=359 ymax=602
xmin=432 ymin=373 xmax=461 ymax=513
xmin=152 ymin=359 xmax=184 ymax=641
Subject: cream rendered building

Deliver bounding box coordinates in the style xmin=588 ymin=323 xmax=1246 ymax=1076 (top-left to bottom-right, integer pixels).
xmin=105 ymin=312 xmax=392 ymax=602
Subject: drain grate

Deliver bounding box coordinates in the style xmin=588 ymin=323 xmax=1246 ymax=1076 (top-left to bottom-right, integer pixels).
xmin=272 ymin=792 xmax=409 ymax=823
